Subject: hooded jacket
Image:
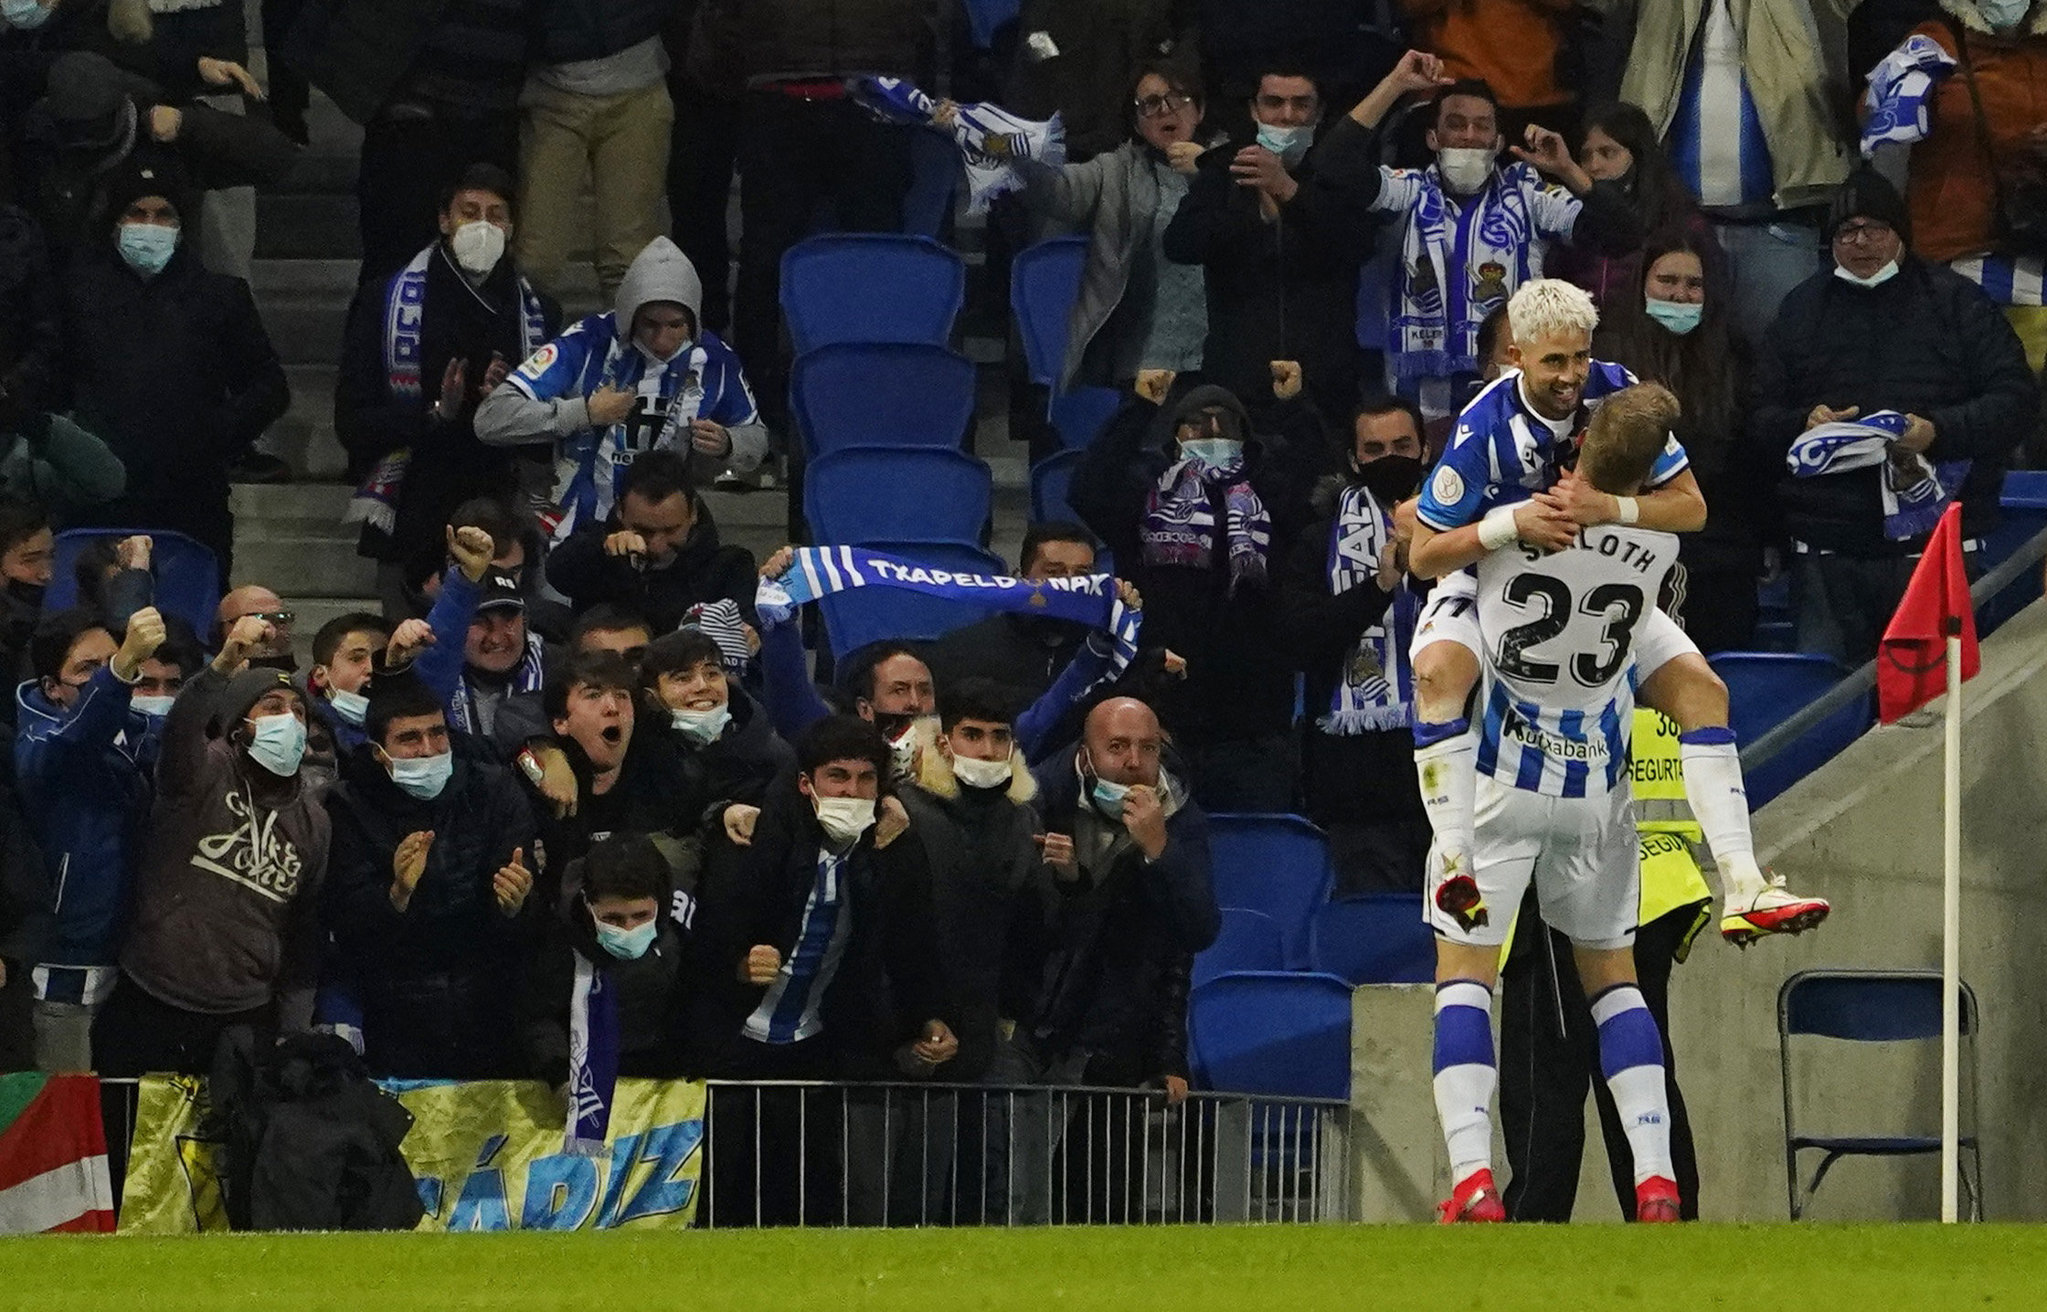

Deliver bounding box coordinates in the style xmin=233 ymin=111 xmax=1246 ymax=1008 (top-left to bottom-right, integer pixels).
xmin=1026 ymin=754 xmax=1215 ymax=1082
xmin=544 ymin=495 xmax=760 ymax=633
xmin=1754 ymin=255 xmax=2035 ymax=552
xmin=475 ymin=236 xmax=767 ymax=538
xmin=899 ymin=727 xmax=1054 ymax=1080
xmin=1070 ymin=382 xmax=1320 ymax=746
xmin=119 ymin=666 xmax=330 ymax=1024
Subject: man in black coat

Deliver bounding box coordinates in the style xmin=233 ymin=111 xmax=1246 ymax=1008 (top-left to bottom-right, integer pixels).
xmin=0 ymin=203 xmax=60 ymax=423
xmin=545 ymin=450 xmax=759 ymax=635
xmin=61 ymin=157 xmax=287 ymax=580
xmin=924 ymin=522 xmax=1098 ymax=703
xmin=335 ymin=163 xmax=562 ymax=605
xmin=319 ymin=672 xmax=539 ymax=1078
xmin=1755 ymin=170 xmax=2038 ymax=666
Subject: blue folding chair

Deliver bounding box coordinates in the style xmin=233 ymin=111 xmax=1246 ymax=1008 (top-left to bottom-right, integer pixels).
xmin=1193 ymin=908 xmax=1287 ymax=988
xmin=1977 ymin=470 xmax=2047 ymax=634
xmin=1189 ymin=971 xmax=1353 ymax=1100
xmin=815 ymin=540 xmax=1007 ymax=660
xmin=780 ymin=235 xmax=966 ymax=354
xmin=1011 ymin=236 xmax=1090 ymax=390
xmin=804 ymin=447 xmax=992 ymax=547
xmin=1308 ymin=894 xmax=1433 ymax=985
xmin=1048 ymin=386 xmax=1124 ymax=451
xmin=1779 ymin=969 xmax=1982 ymax=1220
xmin=1207 ymin=814 xmax=1333 ymax=970
xmin=1710 ymin=651 xmax=1872 ymax=807
xmin=790 ymin=342 xmax=977 ymax=456
xmin=1029 ymin=448 xmax=1086 ymax=524
xmin=47 ymin=528 xmax=221 ymax=637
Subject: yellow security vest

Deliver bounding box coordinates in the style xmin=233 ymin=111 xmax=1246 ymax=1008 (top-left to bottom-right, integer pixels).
xmin=1630 ymin=710 xmax=1714 ymax=960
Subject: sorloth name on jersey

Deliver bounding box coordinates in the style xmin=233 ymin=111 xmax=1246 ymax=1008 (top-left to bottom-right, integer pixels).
xmin=1517 ymin=534 xmax=1663 ymax=576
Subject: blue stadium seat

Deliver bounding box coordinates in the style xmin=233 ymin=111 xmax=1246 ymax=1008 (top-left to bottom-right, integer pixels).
xmin=1977 ymin=470 xmax=2047 ymax=634
xmin=790 ymin=342 xmax=977 ymax=456
xmin=1029 ymin=448 xmax=1085 ymax=524
xmin=1011 ymin=236 xmax=1089 ymax=389
xmin=1710 ymin=651 xmax=1872 ymax=808
xmin=804 ymin=447 xmax=992 ymax=547
xmin=1189 ymin=971 xmax=1353 ymax=1100
xmin=961 ymin=0 xmax=1019 ymax=48
xmin=1308 ymin=894 xmax=1433 ymax=985
xmin=1048 ymin=386 xmax=1124 ymax=450
xmin=780 ymin=235 xmax=965 ymax=354
xmin=47 ymin=528 xmax=221 ymax=637
xmin=1193 ymin=907 xmax=1286 ymax=988
xmin=1207 ymin=814 xmax=1332 ymax=970
xmin=1779 ymin=969 xmax=1982 ymax=1220
xmin=814 ymin=540 xmax=1008 ymax=659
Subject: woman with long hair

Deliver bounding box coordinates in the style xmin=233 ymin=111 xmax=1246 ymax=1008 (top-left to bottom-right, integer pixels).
xmin=1552 ymin=102 xmax=1707 ymax=313
xmin=1594 ymin=228 xmax=1768 ymax=653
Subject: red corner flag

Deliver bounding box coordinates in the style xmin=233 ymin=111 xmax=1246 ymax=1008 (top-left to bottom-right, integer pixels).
xmin=1877 ymin=502 xmax=1980 ymax=724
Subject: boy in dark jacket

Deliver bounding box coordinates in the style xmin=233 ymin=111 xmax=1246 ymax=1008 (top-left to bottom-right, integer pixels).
xmin=638 ymin=628 xmax=790 ymax=817
xmin=320 ymin=673 xmax=539 ymax=1078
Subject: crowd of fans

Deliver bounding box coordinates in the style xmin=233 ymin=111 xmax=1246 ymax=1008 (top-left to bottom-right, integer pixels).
xmin=0 ymin=0 xmax=2044 ymax=1220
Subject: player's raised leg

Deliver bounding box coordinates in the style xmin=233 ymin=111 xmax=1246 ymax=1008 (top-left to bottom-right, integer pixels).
xmin=1636 ymin=650 xmax=1832 ymax=946
xmin=1413 ymin=628 xmax=1482 ymax=912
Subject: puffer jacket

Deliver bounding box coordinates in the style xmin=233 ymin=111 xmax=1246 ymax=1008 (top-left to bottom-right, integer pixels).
xmin=720 ymin=0 xmax=933 ymax=84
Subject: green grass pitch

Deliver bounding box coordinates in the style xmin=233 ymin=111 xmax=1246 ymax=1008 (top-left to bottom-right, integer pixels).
xmin=0 ymin=1225 xmax=2041 ymax=1310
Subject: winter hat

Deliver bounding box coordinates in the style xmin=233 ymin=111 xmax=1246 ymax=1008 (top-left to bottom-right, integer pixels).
xmin=1826 ymin=168 xmax=1911 ymax=245
xmin=219 ymin=667 xmax=303 ymax=732
xmin=1169 ymin=383 xmax=1252 ymax=446
xmin=101 ymin=157 xmax=191 ymax=225
xmin=42 ymin=53 xmax=141 ymax=167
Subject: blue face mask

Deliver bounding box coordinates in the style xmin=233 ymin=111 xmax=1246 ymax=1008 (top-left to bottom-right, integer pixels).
xmin=593 ymin=917 xmax=658 ymax=961
xmin=1090 ymin=777 xmax=1131 ymax=816
xmin=245 ymin=712 xmax=306 ymax=777
xmin=386 ymin=749 xmax=454 ymax=801
xmin=671 ymin=704 xmax=731 ymax=746
xmin=1982 ymin=0 xmax=2032 ymax=30
xmin=1180 ymin=437 xmax=1243 ymax=469
xmin=329 ymin=688 xmax=369 ymax=726
xmin=1255 ymin=122 xmax=1312 ymax=165
xmin=3 ymin=0 xmax=51 ymax=29
xmin=118 ymin=223 xmax=179 ymax=277
xmin=1644 ymin=297 xmax=1704 ymax=335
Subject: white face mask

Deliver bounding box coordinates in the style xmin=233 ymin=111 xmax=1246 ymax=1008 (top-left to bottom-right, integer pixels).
xmin=1436 ymin=146 xmax=1496 ymax=195
xmin=131 ymin=694 xmax=175 ymax=718
xmin=450 ymin=220 xmax=506 ymax=276
xmin=245 ymin=712 xmax=307 ymax=777
xmin=1982 ymin=0 xmax=2032 ymax=30
xmin=385 ymin=749 xmax=454 ymax=801
xmin=1834 ymin=259 xmax=1900 ymax=289
xmin=950 ymin=753 xmax=1013 ymax=791
xmin=328 ymin=688 xmax=369 ymax=726
xmin=671 ymin=704 xmax=731 ymax=746
xmin=812 ymin=795 xmax=876 ymax=847
xmin=1255 ymin=122 xmax=1313 ymax=166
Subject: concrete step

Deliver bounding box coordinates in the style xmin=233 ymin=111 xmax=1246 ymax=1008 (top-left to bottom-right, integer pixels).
xmin=267 ymin=363 xmax=349 ymax=481
xmin=229 ymin=481 xmax=375 ymax=595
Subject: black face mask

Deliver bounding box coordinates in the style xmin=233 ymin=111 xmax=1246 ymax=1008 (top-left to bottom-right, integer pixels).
xmin=871 ymin=711 xmax=917 ymax=741
xmin=1355 ymin=454 xmax=1424 ymax=505
xmin=6 ymin=579 xmax=44 ymax=609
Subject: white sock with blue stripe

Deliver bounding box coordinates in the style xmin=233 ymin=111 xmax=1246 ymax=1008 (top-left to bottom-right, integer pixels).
xmin=1591 ymin=984 xmax=1673 ymax=1185
xmin=1678 ymin=727 xmax=1766 ymax=898
xmin=1414 ymin=718 xmax=1476 ymax=872
xmin=1432 ymin=979 xmax=1497 ymax=1184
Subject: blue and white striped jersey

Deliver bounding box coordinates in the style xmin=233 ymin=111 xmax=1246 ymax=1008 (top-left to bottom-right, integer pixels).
xmin=503 ymin=317 xmax=760 ymax=539
xmin=1472 ymin=525 xmax=1678 ymax=798
xmin=1416 ymin=364 xmax=1690 ymax=533
xmin=1666 ymin=0 xmax=1776 ymax=211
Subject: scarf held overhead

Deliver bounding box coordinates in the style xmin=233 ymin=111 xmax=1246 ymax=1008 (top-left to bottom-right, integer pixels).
xmin=757 ymin=547 xmax=1141 ymax=672
xmin=853 ymin=77 xmax=1065 ymax=212
xmin=1323 ymin=483 xmax=1417 ymax=734
xmin=1142 ymin=456 xmax=1271 ymax=595
xmin=1786 ymin=410 xmax=1971 ymax=542
xmin=346 ymin=245 xmax=551 ymax=533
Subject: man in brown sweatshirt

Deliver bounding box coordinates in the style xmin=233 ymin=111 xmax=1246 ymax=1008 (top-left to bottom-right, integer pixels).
xmin=94 ymin=615 xmax=332 ymax=1076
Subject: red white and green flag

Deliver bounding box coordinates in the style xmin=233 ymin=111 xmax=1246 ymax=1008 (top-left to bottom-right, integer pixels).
xmin=0 ymin=1073 xmax=114 ymax=1233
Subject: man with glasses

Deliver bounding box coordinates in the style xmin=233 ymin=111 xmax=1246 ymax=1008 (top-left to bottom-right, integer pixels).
xmin=1756 ymin=169 xmax=2036 ymax=664
xmin=1163 ymin=65 xmax=1375 ymax=422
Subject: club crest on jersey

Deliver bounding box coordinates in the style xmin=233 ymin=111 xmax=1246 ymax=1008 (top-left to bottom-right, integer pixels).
xmin=1432 ymin=464 xmax=1465 ymax=507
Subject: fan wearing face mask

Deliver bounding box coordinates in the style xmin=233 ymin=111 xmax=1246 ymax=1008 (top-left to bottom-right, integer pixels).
xmin=522 ymin=833 xmax=702 ymax=1111
xmin=1279 ymin=396 xmax=1433 ymax=895
xmin=640 ymin=628 xmax=791 ymax=820
xmin=318 ymin=672 xmax=539 ymax=1078
xmin=1755 ymin=168 xmax=2036 ymax=665
xmin=1316 ymin=51 xmax=1647 ymax=423
xmin=93 ymin=614 xmax=330 ymax=1077
xmin=335 ymin=163 xmax=562 ymax=600
xmin=1595 ymin=230 xmax=1768 ymax=655
xmin=1162 ymin=66 xmax=1373 ymax=422
xmin=693 ymin=714 xmax=955 ymax=1226
xmin=1549 ymin=102 xmax=1710 ymax=316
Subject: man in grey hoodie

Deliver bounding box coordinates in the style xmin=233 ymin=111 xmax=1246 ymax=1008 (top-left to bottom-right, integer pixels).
xmin=93 ymin=613 xmax=331 ymax=1076
xmin=475 ymin=235 xmax=765 ymax=542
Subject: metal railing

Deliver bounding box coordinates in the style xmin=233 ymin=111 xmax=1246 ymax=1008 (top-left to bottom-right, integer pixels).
xmin=99 ymin=1077 xmax=1353 ymax=1229
xmin=1741 ymin=522 xmax=2047 ymax=774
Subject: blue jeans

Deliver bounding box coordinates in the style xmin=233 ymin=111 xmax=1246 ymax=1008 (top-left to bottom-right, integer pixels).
xmin=1712 ymin=219 xmax=1823 ymax=352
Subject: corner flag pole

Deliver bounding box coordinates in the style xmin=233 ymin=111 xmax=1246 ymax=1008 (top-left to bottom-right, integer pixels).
xmin=1941 ymin=618 xmax=1962 ymax=1224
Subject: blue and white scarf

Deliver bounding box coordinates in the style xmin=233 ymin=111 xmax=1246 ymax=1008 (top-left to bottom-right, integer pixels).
xmin=853 ymin=77 xmax=1065 ymax=212
xmin=1949 ymin=253 xmax=2047 ymax=307
xmin=345 ymin=244 xmax=550 ymax=533
xmin=1860 ymin=34 xmax=1957 ymax=157
xmin=1142 ymin=457 xmax=1272 ymax=596
xmin=1786 ymin=410 xmax=1971 ymax=542
xmin=1322 ymin=484 xmax=1417 ymax=734
xmin=757 ymin=546 xmax=1142 ymax=672
xmin=1392 ymin=163 xmax=1537 ymax=387
xmin=564 ymin=951 xmax=620 ymax=1157
xmin=451 ymin=631 xmax=548 ymax=735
